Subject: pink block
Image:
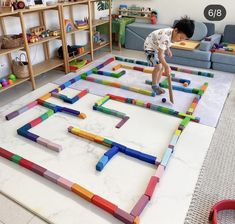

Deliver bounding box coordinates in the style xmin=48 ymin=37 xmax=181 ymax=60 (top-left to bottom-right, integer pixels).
xmin=47 ymin=142 xmax=62 ymax=152
xmin=57 ymin=177 xmax=74 ymax=190
xmin=114 ymin=208 xmax=135 ymax=224
xmin=43 ymin=170 xmax=60 ymax=183
xmin=130 ymin=195 xmax=149 ymax=217
xmin=27 ymin=101 xmax=38 ymax=109
xmin=37 ymin=137 xmax=50 ymax=147
xmin=154 ymin=165 xmax=165 ymax=179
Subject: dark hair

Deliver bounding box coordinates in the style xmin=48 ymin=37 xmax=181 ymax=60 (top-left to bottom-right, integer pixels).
xmin=151 ymin=11 xmax=157 ymax=15
xmin=174 ymin=16 xmax=195 ymax=38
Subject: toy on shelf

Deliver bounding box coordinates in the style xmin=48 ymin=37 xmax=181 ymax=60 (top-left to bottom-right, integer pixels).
xmin=0 ymin=73 xmax=17 ymax=89
xmin=64 ymin=19 xmax=75 ymax=33
xmin=0 ymin=0 xmax=13 ymax=13
xmin=69 ymin=59 xmax=90 ymax=72
xmin=93 ymin=31 xmax=106 ymax=46
xmin=211 ymin=42 xmax=235 ymax=55
xmin=41 ymin=30 xmax=49 ymax=38
xmin=49 ymin=30 xmax=60 ymax=37
xmin=150 ymin=11 xmax=157 ymax=24
xmin=74 ymin=18 xmax=89 ymax=30
xmin=30 ymin=25 xmax=45 ymax=36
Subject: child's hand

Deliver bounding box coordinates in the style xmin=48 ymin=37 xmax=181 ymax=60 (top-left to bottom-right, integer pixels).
xmin=167 ymin=49 xmax=173 ymax=58
xmin=164 ymin=65 xmax=172 ymax=76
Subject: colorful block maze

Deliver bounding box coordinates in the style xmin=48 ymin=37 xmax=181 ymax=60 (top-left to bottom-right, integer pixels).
xmin=1 ymin=56 xmax=210 ymax=223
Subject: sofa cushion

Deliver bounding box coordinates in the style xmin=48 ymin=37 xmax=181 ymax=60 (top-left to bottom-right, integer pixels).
xmin=211 ymin=52 xmax=235 ymax=65
xmin=191 ymin=22 xmax=208 ymax=41
xmin=223 ymin=25 xmax=235 ymax=44
xmin=173 ymin=20 xmax=215 ymax=37
xmin=212 ymin=62 xmax=235 ymax=73
xmin=171 ymin=48 xmax=211 ymax=61
xmin=126 ymin=22 xmax=169 ymax=40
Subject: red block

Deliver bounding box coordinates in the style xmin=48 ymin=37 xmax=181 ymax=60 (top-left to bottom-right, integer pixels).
xmin=29 ymin=117 xmax=43 ymax=127
xmin=37 ymin=99 xmax=45 ymax=105
xmin=0 ymin=147 xmax=14 ymax=160
xmin=107 ymin=94 xmax=126 ymax=102
xmin=146 ymin=103 xmax=151 ymax=108
xmin=31 ymin=163 xmax=47 ymax=176
xmin=19 ymin=159 xmax=34 ymax=170
xmin=144 ymin=176 xmax=159 ymax=199
xmin=77 ymin=89 xmax=88 ymax=98
xmin=133 ymin=66 xmax=144 ymax=72
xmin=86 ymin=77 xmax=95 ymax=82
xmin=91 ymin=195 xmax=118 ymax=215
xmin=103 ymin=57 xmax=115 ymax=66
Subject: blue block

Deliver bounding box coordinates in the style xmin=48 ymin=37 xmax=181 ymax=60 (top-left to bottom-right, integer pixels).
xmin=120 ymin=85 xmax=129 ymax=90
xmin=183 ymin=88 xmax=193 ymax=93
xmin=161 ymin=148 xmax=173 ymax=167
xmin=96 ymin=64 xmax=104 ymax=70
xmin=125 ymin=148 xmax=141 ymax=159
xmin=17 ymin=129 xmax=28 ymax=138
xmin=61 ymin=107 xmax=80 ymax=116
xmin=170 ymin=135 xmax=179 ymax=146
xmin=103 ymin=71 xmax=112 ymax=76
xmin=70 ymin=78 xmax=76 ymax=84
xmin=69 ymin=96 xmax=79 ymax=104
xmin=111 ymin=142 xmax=126 ymax=153
xmin=53 ymin=106 xmax=62 ymax=113
xmin=20 ymin=123 xmax=32 ymax=131
xmin=96 ymin=155 xmax=109 ymax=171
xmin=59 ymin=84 xmax=66 ymax=90
xmin=50 ymin=88 xmax=59 ymax=94
xmin=104 ymin=146 xmax=119 ymax=159
xmin=86 ymin=70 xmax=93 ymax=75
xmin=26 ymin=131 xmax=40 ymax=142
xmin=63 ymin=81 xmax=72 ymax=88
xmin=93 ymin=105 xmax=98 ymax=110
xmin=75 ymin=76 xmax=81 ymax=81
xmin=138 ymin=152 xmax=157 ymax=164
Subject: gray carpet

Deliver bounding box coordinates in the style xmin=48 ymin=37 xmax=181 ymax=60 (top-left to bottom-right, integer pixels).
xmin=184 ymin=83 xmax=235 ymax=224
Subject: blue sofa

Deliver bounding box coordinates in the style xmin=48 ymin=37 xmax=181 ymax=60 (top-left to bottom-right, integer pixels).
xmin=211 ymin=25 xmax=235 ymax=73
xmin=125 ymin=22 xmax=169 ymax=51
xmin=166 ymin=22 xmax=221 ymax=69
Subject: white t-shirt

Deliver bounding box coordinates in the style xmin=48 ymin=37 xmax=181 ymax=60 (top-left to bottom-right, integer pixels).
xmin=144 ymin=28 xmax=173 ymax=51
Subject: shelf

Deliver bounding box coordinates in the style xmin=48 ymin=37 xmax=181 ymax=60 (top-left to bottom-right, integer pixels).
xmin=92 ymin=20 xmax=109 ymax=27
xmin=0 ymin=46 xmax=24 ymax=56
xmin=62 ymin=1 xmax=89 ymax=6
xmin=119 ymin=9 xmax=151 ymax=14
xmin=0 ymin=77 xmax=30 ymax=93
xmin=93 ymin=42 xmax=109 ymax=51
xmin=68 ymin=50 xmax=91 ymax=62
xmin=66 ymin=26 xmax=89 ymax=35
xmin=33 ymin=58 xmax=64 ymax=77
xmin=28 ymin=35 xmax=61 ymax=47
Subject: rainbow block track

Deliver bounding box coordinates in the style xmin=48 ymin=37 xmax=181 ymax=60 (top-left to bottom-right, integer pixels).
xmin=2 ymin=56 xmax=211 ymax=223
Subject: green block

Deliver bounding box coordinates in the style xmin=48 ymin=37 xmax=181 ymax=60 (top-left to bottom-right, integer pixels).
xmin=11 ymin=154 xmax=22 ymax=164
xmin=198 ymin=90 xmax=204 ymax=96
xmin=192 ymin=88 xmax=199 ymax=94
xmin=135 ymin=100 xmax=144 ymax=106
xmin=95 ymin=96 xmax=110 ymax=106
xmin=112 ymin=73 xmax=121 ymax=78
xmin=47 ymin=109 xmax=54 ymax=117
xmin=180 ymin=117 xmax=191 ymax=126
xmin=92 ymin=68 xmax=98 ymax=73
xmin=40 ymin=113 xmax=49 ymax=121
xmin=103 ymin=138 xmax=113 ymax=146
xmin=81 ymin=73 xmax=87 ymax=79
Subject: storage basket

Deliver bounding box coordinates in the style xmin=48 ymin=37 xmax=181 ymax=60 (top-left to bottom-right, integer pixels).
xmin=2 ymin=35 xmax=24 ymax=49
xmin=12 ymin=53 xmax=30 ymax=78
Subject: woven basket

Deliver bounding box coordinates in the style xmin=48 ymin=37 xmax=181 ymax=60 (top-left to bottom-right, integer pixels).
xmin=12 ymin=53 xmax=30 ymax=78
xmin=2 ymin=35 xmax=24 ymax=49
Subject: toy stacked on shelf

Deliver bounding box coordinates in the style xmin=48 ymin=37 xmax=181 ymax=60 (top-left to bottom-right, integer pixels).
xmin=0 ymin=74 xmax=17 ymax=89
xmin=74 ymin=18 xmax=89 ymax=30
xmin=211 ymin=42 xmax=235 ymax=55
xmin=3 ymin=55 xmax=211 ymax=224
xmin=64 ymin=19 xmax=75 ymax=33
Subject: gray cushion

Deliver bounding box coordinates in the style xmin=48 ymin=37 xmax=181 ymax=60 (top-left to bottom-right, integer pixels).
xmin=223 ymin=25 xmax=235 ymax=44
xmin=191 ymin=22 xmax=208 ymax=41
xmin=211 ymin=52 xmax=235 ymax=65
xmin=171 ymin=48 xmax=211 ymax=61
xmin=125 ymin=27 xmax=145 ymax=51
xmin=212 ymin=62 xmax=235 ymax=73
xmin=173 ymin=20 xmax=215 ymax=37
xmin=126 ymin=22 xmax=169 ymax=39
xmin=166 ymin=56 xmax=211 ymax=69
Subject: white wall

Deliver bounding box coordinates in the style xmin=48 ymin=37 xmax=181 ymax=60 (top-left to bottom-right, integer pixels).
xmin=112 ymin=0 xmax=234 ymax=33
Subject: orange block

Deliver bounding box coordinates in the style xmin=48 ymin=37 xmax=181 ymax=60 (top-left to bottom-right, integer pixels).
xmin=94 ymin=136 xmax=104 ymax=144
xmin=71 ymin=183 xmax=94 ymax=202
xmin=113 ymin=64 xmax=122 ymax=71
xmin=39 ymin=93 xmax=51 ymax=101
xmin=111 ymin=82 xmax=121 ymax=88
xmin=79 ymin=113 xmax=86 ymax=119
xmin=201 ymin=85 xmax=207 ymax=91
xmin=191 ymin=102 xmax=197 ymax=109
xmin=134 ymin=216 xmax=140 ymax=224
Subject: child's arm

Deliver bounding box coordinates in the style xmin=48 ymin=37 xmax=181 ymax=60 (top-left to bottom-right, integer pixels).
xmin=158 ymin=48 xmax=171 ymax=76
xmin=166 ymin=47 xmax=172 ymax=58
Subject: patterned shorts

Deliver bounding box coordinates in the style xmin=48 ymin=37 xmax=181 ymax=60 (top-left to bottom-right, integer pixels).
xmin=145 ymin=50 xmax=160 ymax=67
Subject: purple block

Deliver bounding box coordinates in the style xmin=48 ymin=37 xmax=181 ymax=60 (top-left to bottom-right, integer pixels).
xmin=57 ymin=177 xmax=74 ymax=190
xmin=37 ymin=137 xmax=50 ymax=147
xmin=43 ymin=170 xmax=60 ymax=183
xmin=61 ymin=107 xmax=80 ymax=116
xmin=168 ymin=144 xmax=175 ymax=150
xmin=130 ymin=195 xmax=149 ymax=217
xmin=26 ymin=131 xmax=39 ymax=142
xmin=47 ymin=142 xmax=62 ymax=152
xmin=115 ymin=116 xmax=130 ymax=129
xmin=18 ymin=105 xmax=29 ymax=114
xmin=5 ymin=111 xmax=19 ymax=120
xmin=31 ymin=164 xmax=47 ymax=176
xmin=27 ymin=101 xmax=38 ymax=109
xmin=114 ymin=208 xmax=135 ymax=224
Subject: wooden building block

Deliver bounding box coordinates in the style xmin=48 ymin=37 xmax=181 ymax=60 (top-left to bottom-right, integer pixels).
xmin=154 ymin=165 xmax=165 ymax=179
xmin=144 ymin=176 xmax=159 ymax=199
xmin=71 ymin=184 xmax=94 ymax=202
xmin=91 ymin=195 xmax=118 ymax=215
xmin=114 ymin=208 xmax=135 ymax=224
xmin=57 ymin=177 xmax=74 ymax=190
xmin=43 ymin=170 xmax=60 ymax=183
xmin=130 ymin=195 xmax=149 ymax=217
xmin=31 ymin=164 xmax=47 ymax=176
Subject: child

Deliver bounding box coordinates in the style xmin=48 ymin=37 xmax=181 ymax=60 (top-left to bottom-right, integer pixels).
xmin=150 ymin=11 xmax=157 ymax=25
xmin=144 ymin=16 xmax=195 ymax=95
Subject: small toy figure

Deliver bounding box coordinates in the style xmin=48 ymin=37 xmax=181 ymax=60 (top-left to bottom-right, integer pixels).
xmin=150 ymin=11 xmax=157 ymax=24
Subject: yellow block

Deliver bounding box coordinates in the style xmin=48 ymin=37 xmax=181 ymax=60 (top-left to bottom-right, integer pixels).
xmin=94 ymin=136 xmax=104 ymax=144
xmin=57 ymin=87 xmax=61 ymax=92
xmin=122 ymin=64 xmax=133 ymax=70
xmin=71 ymin=184 xmax=94 ymax=202
xmin=143 ymin=68 xmax=153 ymax=73
xmin=113 ymin=64 xmax=122 ymax=71
xmin=39 ymin=93 xmax=51 ymax=101
xmin=175 ymin=129 xmax=182 ymax=136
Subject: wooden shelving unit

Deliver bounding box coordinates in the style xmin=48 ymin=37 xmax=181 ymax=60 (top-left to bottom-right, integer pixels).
xmin=118 ymin=9 xmax=151 ymax=20
xmin=0 ymin=0 xmax=112 ymax=93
